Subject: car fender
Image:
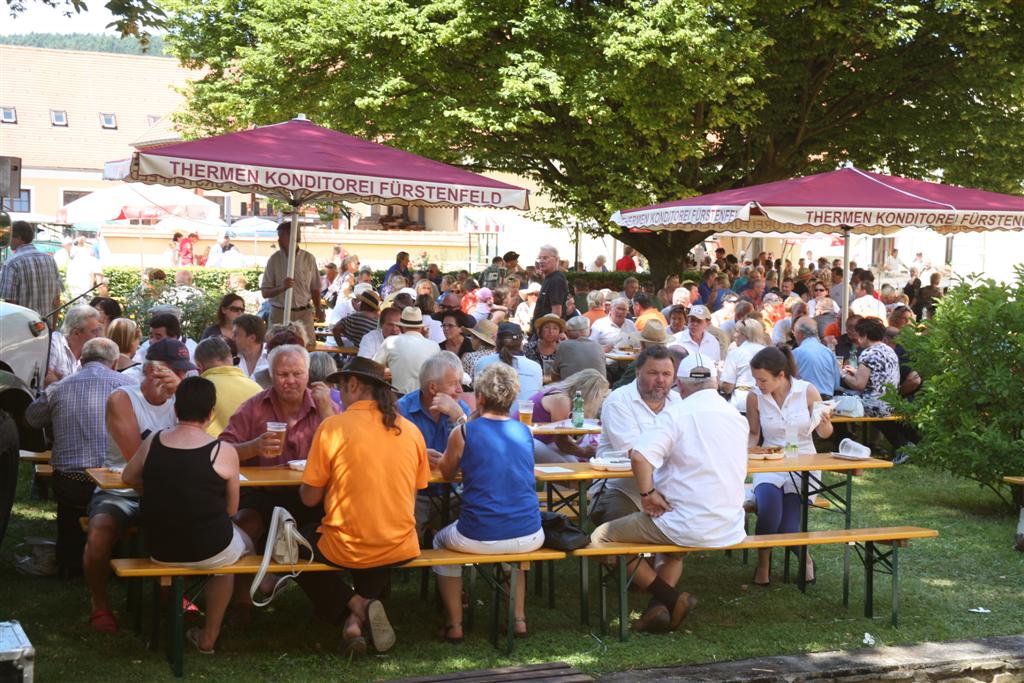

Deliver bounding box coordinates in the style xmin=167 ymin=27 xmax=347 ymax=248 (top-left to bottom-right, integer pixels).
xmin=0 ymin=371 xmax=47 ymax=452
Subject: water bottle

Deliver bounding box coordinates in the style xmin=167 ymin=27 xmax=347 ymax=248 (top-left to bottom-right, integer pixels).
xmin=571 ymin=390 xmax=585 ymax=428
xmin=784 ymin=423 xmax=799 ymax=458
xmin=848 ymin=349 xmax=859 ymax=370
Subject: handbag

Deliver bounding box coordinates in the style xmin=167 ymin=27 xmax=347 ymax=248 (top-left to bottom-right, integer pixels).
xmin=539 ymin=511 xmax=590 ymax=551
xmin=833 ymin=395 xmax=864 ymax=418
xmin=250 ymin=506 xmax=314 ymax=607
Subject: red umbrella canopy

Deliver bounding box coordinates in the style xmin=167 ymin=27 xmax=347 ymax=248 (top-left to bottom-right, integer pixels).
xmin=612 ymin=166 xmax=1024 ymax=235
xmin=128 ymin=116 xmax=529 ymax=210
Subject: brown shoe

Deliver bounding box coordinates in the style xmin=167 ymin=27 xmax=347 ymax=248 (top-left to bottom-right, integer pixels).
xmin=668 ymin=592 xmax=698 ymax=631
xmin=1014 ymin=534 xmax=1024 ymax=553
xmin=632 ymin=603 xmax=671 ymax=633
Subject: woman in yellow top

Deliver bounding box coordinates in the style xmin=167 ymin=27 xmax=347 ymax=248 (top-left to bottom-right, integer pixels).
xmin=299 ymin=357 xmax=429 ymax=658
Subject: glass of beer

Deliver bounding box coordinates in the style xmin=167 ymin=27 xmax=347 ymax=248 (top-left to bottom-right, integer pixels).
xmin=265 ymin=421 xmax=287 ymax=457
xmin=517 ymin=400 xmax=534 ymax=426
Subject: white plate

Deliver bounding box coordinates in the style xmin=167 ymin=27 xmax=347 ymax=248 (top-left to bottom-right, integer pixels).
xmin=591 ymin=459 xmax=631 ymax=472
xmin=287 ymin=459 xmax=307 ymax=471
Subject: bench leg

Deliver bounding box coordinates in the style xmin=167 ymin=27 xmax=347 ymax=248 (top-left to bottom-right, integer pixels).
xmin=167 ymin=577 xmax=184 ymax=678
xmin=489 ymin=565 xmax=501 ymax=647
xmin=534 ymin=558 xmax=543 ymax=597
xmin=148 ymin=579 xmax=161 ymax=652
xmin=891 ymin=545 xmax=899 ymax=628
xmin=505 ymin=567 xmax=518 ymax=655
xmin=864 ymin=541 xmax=875 ymax=619
xmin=797 ymin=472 xmax=810 ymax=592
xmin=131 ymin=577 xmax=144 ymax=636
xmin=617 ymin=556 xmax=629 ymax=643
xmin=598 ymin=563 xmax=608 ymax=637
xmin=466 ymin=565 xmax=476 ymax=632
xmin=548 ymin=559 xmax=556 ymax=609
xmin=579 ymin=557 xmax=590 ymax=626
xmin=843 ymin=476 xmax=853 ymax=607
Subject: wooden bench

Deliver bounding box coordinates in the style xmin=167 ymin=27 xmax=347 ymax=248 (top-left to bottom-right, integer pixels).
xmin=112 ymin=547 xmax=567 ymax=677
xmin=19 ymin=450 xmax=51 ymax=463
xmin=1004 ymin=476 xmax=1024 ymax=507
xmin=573 ymin=526 xmax=938 ymax=641
xmin=34 ymin=464 xmax=52 ymax=477
xmin=387 ymin=662 xmax=593 ymax=682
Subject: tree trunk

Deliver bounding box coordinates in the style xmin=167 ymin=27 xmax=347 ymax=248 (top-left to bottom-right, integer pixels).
xmin=617 ymin=229 xmax=711 ymax=288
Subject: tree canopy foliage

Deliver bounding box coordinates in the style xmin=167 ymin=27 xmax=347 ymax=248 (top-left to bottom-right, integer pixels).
xmin=5 ymin=0 xmax=165 ymax=40
xmin=164 ymin=0 xmax=1024 ymax=279
xmin=0 ymin=32 xmax=165 ymax=54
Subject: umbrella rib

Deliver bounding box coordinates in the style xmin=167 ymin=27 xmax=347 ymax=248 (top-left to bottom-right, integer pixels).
xmin=847 ymin=166 xmax=957 ymax=211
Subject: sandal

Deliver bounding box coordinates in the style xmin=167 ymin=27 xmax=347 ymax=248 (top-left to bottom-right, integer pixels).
xmin=186 ymin=627 xmax=214 ymax=655
xmin=89 ymin=609 xmax=117 ymax=634
xmin=365 ymin=600 xmax=395 ymax=653
xmin=438 ymin=623 xmax=464 ymax=645
xmin=500 ymin=617 xmax=528 ymax=638
xmin=339 ymin=635 xmax=367 ymax=659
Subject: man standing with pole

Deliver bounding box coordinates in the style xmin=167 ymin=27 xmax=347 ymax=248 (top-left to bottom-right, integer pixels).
xmin=261 ymin=219 xmax=323 ymax=341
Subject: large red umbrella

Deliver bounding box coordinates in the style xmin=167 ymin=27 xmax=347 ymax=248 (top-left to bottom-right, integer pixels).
xmin=612 ymin=165 xmax=1024 ymax=325
xmin=125 ymin=115 xmax=530 ymax=317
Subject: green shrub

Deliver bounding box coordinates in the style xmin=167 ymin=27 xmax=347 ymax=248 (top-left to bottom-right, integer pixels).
xmin=889 ymin=265 xmax=1024 ymax=505
xmin=103 ymin=266 xmax=263 ymax=302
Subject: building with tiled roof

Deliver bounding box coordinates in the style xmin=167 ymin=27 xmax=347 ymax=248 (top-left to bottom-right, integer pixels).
xmin=0 ymin=44 xmax=194 ymax=216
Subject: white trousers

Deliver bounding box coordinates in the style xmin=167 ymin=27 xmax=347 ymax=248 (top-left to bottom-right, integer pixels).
xmin=432 ymin=522 xmax=544 ymax=577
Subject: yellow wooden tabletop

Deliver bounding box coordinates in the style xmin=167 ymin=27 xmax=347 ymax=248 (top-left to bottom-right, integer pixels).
xmin=312 ymin=343 xmax=358 ymax=355
xmin=830 ymin=415 xmax=902 ymax=423
xmin=530 ymin=423 xmax=603 ymax=436
xmin=88 ymin=466 xmax=306 ymax=490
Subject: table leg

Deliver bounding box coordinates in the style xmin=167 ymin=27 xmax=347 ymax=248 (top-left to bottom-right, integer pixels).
xmin=843 ymin=474 xmax=853 ymax=607
xmin=440 ymin=484 xmax=451 ymax=526
xmin=579 ymin=557 xmax=590 ymax=626
xmin=578 ymin=482 xmax=590 ymax=530
xmin=797 ymin=472 xmax=809 ymax=592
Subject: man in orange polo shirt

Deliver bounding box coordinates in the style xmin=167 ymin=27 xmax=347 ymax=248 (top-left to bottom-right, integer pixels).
xmin=298 ymin=357 xmax=429 ymax=657
xmin=633 ymin=293 xmax=668 ymax=331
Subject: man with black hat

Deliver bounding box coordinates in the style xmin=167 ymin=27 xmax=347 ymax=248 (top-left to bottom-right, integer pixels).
xmin=298 ymin=357 xmax=429 ymax=656
xmin=373 ymin=306 xmax=440 ymax=394
xmin=260 ymin=222 xmax=323 ymax=342
xmin=83 ymin=338 xmax=191 ymax=633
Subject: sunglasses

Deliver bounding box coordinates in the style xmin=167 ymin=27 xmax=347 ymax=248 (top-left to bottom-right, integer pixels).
xmin=227 ymin=306 xmax=245 ymax=313
xmin=815 ymin=289 xmax=826 ymax=293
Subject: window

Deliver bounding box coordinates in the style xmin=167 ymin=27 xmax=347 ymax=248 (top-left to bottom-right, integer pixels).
xmin=62 ymin=190 xmax=91 ymax=205
xmin=1 ymin=107 xmax=15 ymax=124
xmin=146 ymin=114 xmax=161 ymax=127
xmin=99 ymin=113 xmax=117 ymax=129
xmin=1 ymin=189 xmax=31 ymax=213
xmin=50 ymin=110 xmax=68 ymax=127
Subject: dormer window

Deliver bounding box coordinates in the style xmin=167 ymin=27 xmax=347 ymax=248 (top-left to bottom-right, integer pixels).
xmin=100 ymin=112 xmax=117 ymax=129
xmin=51 ymin=110 xmax=68 ymax=127
xmin=1 ymin=107 xmax=16 ymax=124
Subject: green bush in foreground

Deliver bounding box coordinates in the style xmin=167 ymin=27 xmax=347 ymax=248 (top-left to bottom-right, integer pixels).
xmin=891 ymin=264 xmax=1024 ymax=504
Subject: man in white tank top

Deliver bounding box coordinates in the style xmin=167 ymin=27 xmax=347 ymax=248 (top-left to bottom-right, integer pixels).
xmin=83 ymin=339 xmax=194 ymax=634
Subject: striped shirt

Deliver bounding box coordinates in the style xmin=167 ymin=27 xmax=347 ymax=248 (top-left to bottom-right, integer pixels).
xmin=24 ymin=361 xmax=133 ymax=472
xmin=338 ymin=312 xmax=379 ymax=347
xmin=0 ymin=245 xmax=62 ymax=325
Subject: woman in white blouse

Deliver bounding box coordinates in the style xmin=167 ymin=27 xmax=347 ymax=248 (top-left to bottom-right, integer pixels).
xmin=746 ymin=346 xmax=833 ymax=586
xmin=720 ymin=319 xmax=768 ymax=413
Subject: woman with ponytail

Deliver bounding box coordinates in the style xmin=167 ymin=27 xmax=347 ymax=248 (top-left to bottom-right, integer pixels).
xmin=746 ymin=345 xmax=834 ymax=587
xmin=472 ymin=322 xmax=542 ymax=403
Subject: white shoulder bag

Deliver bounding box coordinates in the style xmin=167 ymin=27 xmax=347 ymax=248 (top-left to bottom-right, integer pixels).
xmin=832 ymin=395 xmax=864 ymax=418
xmin=250 ymin=506 xmax=314 ymax=607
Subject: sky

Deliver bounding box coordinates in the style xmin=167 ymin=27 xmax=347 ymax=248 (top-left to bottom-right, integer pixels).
xmin=2 ymin=2 xmax=123 ymax=35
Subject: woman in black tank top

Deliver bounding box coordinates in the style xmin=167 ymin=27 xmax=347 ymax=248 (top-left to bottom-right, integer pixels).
xmin=123 ymin=377 xmax=246 ymax=655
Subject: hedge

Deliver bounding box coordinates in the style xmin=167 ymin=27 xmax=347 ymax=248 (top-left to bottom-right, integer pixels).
xmin=103 ymin=266 xmax=264 ymax=301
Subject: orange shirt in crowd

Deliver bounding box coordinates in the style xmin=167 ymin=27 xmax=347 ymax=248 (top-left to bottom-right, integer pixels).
xmin=634 ymin=308 xmax=668 ymax=332
xmin=302 ymin=400 xmax=429 ymax=569
xmin=584 ymin=309 xmax=607 ymax=324
xmin=824 ymin=321 xmax=840 ymax=338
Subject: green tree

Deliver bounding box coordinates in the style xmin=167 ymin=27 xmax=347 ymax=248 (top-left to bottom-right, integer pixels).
xmin=5 ymin=0 xmax=165 ymax=41
xmin=164 ymin=0 xmax=1024 ymax=283
xmin=889 ymin=267 xmax=1024 ymax=506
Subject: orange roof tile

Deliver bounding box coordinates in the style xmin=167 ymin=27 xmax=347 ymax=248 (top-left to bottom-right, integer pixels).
xmin=0 ymin=45 xmax=196 ymax=171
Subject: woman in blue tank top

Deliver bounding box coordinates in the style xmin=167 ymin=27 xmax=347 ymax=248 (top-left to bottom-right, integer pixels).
xmin=434 ymin=363 xmax=544 ymax=643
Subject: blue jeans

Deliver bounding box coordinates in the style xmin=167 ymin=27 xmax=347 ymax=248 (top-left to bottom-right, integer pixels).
xmin=753 ymin=483 xmax=802 ymax=535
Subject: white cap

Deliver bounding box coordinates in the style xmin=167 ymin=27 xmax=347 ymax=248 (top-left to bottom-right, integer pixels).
xmin=676 ymin=350 xmax=718 ymax=380
xmin=398 ymin=287 xmax=418 ymax=299
xmin=353 ymin=282 xmax=374 ymax=296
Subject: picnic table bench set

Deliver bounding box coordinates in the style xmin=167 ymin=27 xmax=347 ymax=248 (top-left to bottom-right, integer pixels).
xmin=17 ymin=418 xmax=941 ymax=678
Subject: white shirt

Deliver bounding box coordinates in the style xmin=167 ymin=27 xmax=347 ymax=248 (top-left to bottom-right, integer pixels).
xmin=373 ymin=330 xmax=440 ymax=394
xmin=720 ymin=341 xmax=765 ymax=412
xmin=48 ymin=332 xmax=79 ymax=380
xmin=589 ymin=380 xmax=680 ymax=508
xmin=474 ymin=353 xmax=542 ymax=403
xmin=328 ymin=295 xmax=355 ymax=326
xmin=850 ymin=294 xmax=888 ymax=321
xmin=670 ymin=329 xmax=721 ymax=363
xmin=512 ymin=301 xmax=534 ymax=332
xmin=358 ymin=329 xmax=385 ymax=359
xmin=133 ymin=338 xmax=199 ymax=363
xmin=771 ymin=318 xmax=792 ymax=345
xmin=589 ymin=316 xmax=637 ymax=348
xmin=423 ymin=316 xmax=445 ymax=343
xmin=751 ymin=378 xmax=819 ymax=498
xmin=633 ymin=389 xmax=748 ymax=547
xmin=238 ymin=347 xmax=270 ymax=379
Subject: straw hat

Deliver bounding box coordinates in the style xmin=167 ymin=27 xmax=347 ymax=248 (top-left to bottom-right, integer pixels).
xmin=532 ymin=313 xmax=565 ymax=334
xmin=464 ymin=319 xmax=499 ymax=346
xmin=520 ymin=282 xmax=542 ymax=296
xmin=354 ymin=289 xmax=381 ymax=312
xmin=397 ymin=306 xmax=424 ymax=328
xmin=639 ymin=320 xmax=672 ymax=345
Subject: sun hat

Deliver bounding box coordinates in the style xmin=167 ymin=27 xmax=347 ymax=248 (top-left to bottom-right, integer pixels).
xmin=520 ymin=282 xmax=542 ymax=296
xmin=688 ymin=304 xmax=712 ymax=321
xmin=352 ymin=282 xmax=374 ymax=297
xmin=532 ymin=313 xmax=566 ymax=333
xmin=565 ymin=316 xmax=590 ymax=332
xmin=464 ymin=319 xmax=499 ymax=346
xmin=396 ymin=306 xmax=424 ymax=328
xmin=639 ymin=320 xmax=672 ymax=345
xmin=146 ymin=338 xmax=196 ymax=372
xmin=325 ymin=356 xmax=393 ymax=389
xmin=676 ymin=350 xmax=717 ymax=380
xmin=354 ymin=289 xmax=381 ymax=312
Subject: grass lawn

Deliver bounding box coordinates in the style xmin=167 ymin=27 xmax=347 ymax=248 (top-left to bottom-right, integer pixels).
xmin=2 ymin=460 xmax=1021 ymax=682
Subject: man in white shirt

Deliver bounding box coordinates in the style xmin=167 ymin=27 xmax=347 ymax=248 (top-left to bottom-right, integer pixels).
xmin=849 ymin=281 xmax=888 ymax=321
xmin=358 ymin=306 xmax=402 ymax=359
xmin=670 ymin=305 xmax=721 ymax=363
xmin=589 ymin=297 xmax=637 ymax=351
xmin=46 ymin=305 xmax=105 ymax=386
xmin=588 ymin=345 xmax=682 ymax=632
xmin=373 ymin=307 xmax=440 ymax=394
xmin=589 ymin=352 xmax=748 ymax=634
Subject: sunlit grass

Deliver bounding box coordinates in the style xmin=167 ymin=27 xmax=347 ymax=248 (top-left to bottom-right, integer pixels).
xmin=1 ymin=461 xmax=1021 ymax=681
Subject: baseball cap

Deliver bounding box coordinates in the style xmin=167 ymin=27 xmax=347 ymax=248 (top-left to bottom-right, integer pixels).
xmin=565 ymin=316 xmax=590 ymax=332
xmin=688 ymin=305 xmax=712 ymax=321
xmin=676 ymin=350 xmax=717 ymax=380
xmin=146 ymin=338 xmax=196 ymax=372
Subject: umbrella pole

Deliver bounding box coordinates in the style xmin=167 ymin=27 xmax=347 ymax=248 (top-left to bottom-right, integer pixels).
xmin=282 ymin=203 xmax=300 ymax=325
xmin=841 ymin=226 xmax=851 ymax=334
